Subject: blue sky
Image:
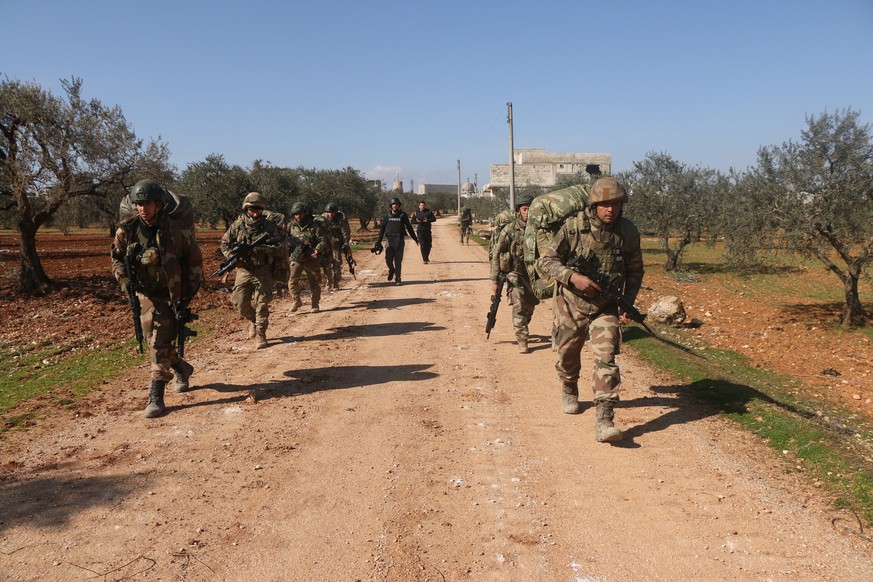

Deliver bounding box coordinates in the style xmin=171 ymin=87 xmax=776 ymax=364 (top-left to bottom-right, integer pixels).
xmin=4 ymin=0 xmax=872 ymax=190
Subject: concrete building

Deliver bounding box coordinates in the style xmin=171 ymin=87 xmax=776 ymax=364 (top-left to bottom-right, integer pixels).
xmin=488 ymin=149 xmax=612 ymax=189
xmin=417 ymin=183 xmax=457 ymax=195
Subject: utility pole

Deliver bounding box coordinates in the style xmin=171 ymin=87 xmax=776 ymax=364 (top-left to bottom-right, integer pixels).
xmin=507 ymin=102 xmax=516 ymax=210
xmin=457 ymin=159 xmax=461 ymax=213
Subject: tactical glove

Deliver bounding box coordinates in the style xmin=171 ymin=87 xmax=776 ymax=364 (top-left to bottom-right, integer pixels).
xmin=119 ymin=277 xmax=130 ymax=294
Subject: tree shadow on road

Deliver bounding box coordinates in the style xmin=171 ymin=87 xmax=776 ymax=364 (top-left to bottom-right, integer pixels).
xmin=0 ymin=472 xmax=151 ymax=534
xmin=278 ymin=321 xmax=445 ymax=343
xmin=318 ymin=297 xmax=436 ymax=313
xmin=186 ymin=364 xmax=439 ymax=408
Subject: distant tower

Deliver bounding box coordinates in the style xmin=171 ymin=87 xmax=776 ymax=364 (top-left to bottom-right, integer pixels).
xmin=392 ymin=171 xmax=403 ymax=193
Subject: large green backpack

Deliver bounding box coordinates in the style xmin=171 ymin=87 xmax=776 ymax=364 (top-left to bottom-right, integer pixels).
xmin=118 ymin=188 xmax=195 ymax=233
xmin=523 ymin=184 xmax=589 ymax=299
xmin=488 ymin=209 xmax=515 ymax=262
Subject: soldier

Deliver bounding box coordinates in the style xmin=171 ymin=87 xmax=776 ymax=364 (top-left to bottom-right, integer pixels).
xmin=490 ymin=196 xmax=539 ymax=353
xmin=220 ymin=192 xmax=285 ymax=350
xmin=539 ymin=177 xmax=644 ymax=443
xmin=459 ymin=206 xmax=473 ymax=245
xmin=287 ymin=201 xmax=329 ymax=312
xmin=111 ymin=179 xmax=203 ymax=418
xmin=411 ymin=200 xmax=437 ymax=263
xmin=321 ymin=202 xmax=352 ymax=289
xmin=375 ymin=197 xmax=418 ymax=286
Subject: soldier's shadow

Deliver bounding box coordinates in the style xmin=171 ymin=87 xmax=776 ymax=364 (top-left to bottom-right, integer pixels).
xmin=611 ymin=378 xmax=759 ymax=448
xmin=177 ymin=363 xmax=438 ymax=410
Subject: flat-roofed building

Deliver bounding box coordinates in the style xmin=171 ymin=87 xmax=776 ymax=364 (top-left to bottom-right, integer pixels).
xmin=488 ymin=149 xmax=611 ymax=189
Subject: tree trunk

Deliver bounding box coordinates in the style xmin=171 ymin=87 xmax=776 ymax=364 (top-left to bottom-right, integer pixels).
xmin=840 ymin=270 xmax=866 ymax=327
xmin=358 ymin=218 xmax=371 ymax=232
xmin=17 ymin=221 xmax=52 ymax=295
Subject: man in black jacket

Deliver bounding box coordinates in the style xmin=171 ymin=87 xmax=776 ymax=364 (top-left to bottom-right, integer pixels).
xmin=411 ymin=200 xmax=437 ymax=263
xmin=375 ymin=197 xmax=418 ymax=285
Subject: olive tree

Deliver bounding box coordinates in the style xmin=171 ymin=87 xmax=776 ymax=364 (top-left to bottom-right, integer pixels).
xmin=621 ymin=152 xmax=718 ymax=271
xmin=178 ymin=153 xmax=254 ymax=229
xmin=754 ymin=108 xmax=873 ymax=326
xmin=0 ymin=77 xmax=166 ymax=293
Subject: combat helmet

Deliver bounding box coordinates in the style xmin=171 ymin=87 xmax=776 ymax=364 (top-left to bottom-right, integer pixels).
xmin=388 ymin=197 xmax=401 ymax=206
xmin=290 ymin=201 xmax=308 ymax=215
xmin=515 ymin=195 xmax=534 ymax=211
xmin=588 ymin=177 xmax=628 ymax=205
xmin=129 ymin=179 xmax=165 ymax=205
xmin=325 ymin=202 xmax=339 ymax=212
xmin=242 ymin=192 xmax=267 ymax=211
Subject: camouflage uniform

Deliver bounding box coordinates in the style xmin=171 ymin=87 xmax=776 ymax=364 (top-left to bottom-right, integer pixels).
xmin=263 ymin=210 xmax=291 ymax=293
xmin=321 ymin=210 xmax=351 ymax=288
xmin=489 ymin=208 xmax=515 ymax=262
xmin=220 ymin=214 xmax=284 ymax=346
xmin=288 ymin=211 xmax=330 ymax=311
xmin=459 ymin=207 xmax=473 ymax=244
xmin=539 ymin=193 xmax=643 ymax=432
xmin=111 ymin=184 xmax=202 ymax=418
xmin=490 ymin=215 xmax=539 ymax=351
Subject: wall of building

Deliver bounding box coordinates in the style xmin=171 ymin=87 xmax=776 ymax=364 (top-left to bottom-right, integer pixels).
xmin=489 ymin=149 xmax=612 ymax=188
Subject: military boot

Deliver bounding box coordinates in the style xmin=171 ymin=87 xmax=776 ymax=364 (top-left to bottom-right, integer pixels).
xmin=517 ymin=339 xmax=530 ymax=354
xmin=255 ymin=330 xmax=268 ymax=349
xmin=561 ymin=384 xmax=581 ymax=414
xmin=171 ymin=360 xmax=194 ymax=393
xmin=594 ymin=400 xmax=623 ymax=442
xmin=144 ymin=380 xmax=167 ymax=418
xmin=289 ymin=298 xmax=302 ymax=313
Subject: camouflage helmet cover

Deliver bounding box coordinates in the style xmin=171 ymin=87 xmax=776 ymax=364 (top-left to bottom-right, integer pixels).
xmin=290 ymin=201 xmax=308 ymax=214
xmin=588 ymin=177 xmax=628 ymax=204
xmin=325 ymin=202 xmax=339 ymax=212
xmin=242 ymin=191 xmax=267 ymax=210
xmin=515 ymin=195 xmax=534 ymax=211
xmin=388 ymin=197 xmax=401 ymax=206
xmin=129 ymin=179 xmax=165 ymax=205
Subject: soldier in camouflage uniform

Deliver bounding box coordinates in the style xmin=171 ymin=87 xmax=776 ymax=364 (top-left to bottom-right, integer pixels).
xmin=539 ymin=177 xmax=643 ymax=442
xmin=287 ymin=201 xmax=329 ymax=312
xmin=220 ymin=193 xmax=285 ymax=350
xmin=490 ymin=196 xmax=539 ymax=353
xmin=459 ymin=206 xmax=473 ymax=245
xmin=111 ymin=179 xmax=203 ymax=418
xmin=321 ymin=202 xmax=352 ymax=289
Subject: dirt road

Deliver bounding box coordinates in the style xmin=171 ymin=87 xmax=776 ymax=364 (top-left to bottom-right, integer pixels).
xmin=1 ymin=220 xmax=871 ymax=581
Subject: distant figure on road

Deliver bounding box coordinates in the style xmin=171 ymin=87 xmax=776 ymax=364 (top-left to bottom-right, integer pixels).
xmin=490 ymin=196 xmax=539 ymax=354
xmin=539 ymin=177 xmax=644 ymax=443
xmin=111 ymin=179 xmax=203 ymax=418
xmin=459 ymin=206 xmax=473 ymax=245
xmin=411 ymin=200 xmax=437 ymax=263
xmin=375 ymin=197 xmax=418 ymax=286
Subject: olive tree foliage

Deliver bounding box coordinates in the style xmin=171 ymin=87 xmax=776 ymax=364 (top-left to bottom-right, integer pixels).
xmin=751 ymin=108 xmax=873 ymax=326
xmin=620 ymin=152 xmax=720 ymax=271
xmin=248 ymin=160 xmax=300 ymax=218
xmin=0 ymin=77 xmax=168 ymax=294
xmin=178 ymin=153 xmax=254 ymax=230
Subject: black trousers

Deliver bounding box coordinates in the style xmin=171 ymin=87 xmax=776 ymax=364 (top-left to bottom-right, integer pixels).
xmin=385 ymin=237 xmax=406 ymax=278
xmin=417 ymin=229 xmax=432 ymax=261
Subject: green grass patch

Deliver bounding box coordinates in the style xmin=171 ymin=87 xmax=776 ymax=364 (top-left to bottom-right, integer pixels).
xmin=623 ymin=324 xmax=873 ymax=526
xmin=0 ymin=339 xmax=143 ymax=416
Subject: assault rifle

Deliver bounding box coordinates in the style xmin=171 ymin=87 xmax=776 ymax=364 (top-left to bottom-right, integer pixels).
xmin=173 ymin=300 xmax=198 ymax=358
xmin=123 ymin=247 xmax=145 ymax=354
xmin=288 ymin=234 xmax=315 ymax=262
xmin=343 ymin=245 xmax=357 ymax=279
xmin=485 ymin=272 xmax=506 ymax=339
xmin=212 ymin=232 xmax=271 ymax=277
xmin=564 ymin=254 xmax=702 ymax=357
